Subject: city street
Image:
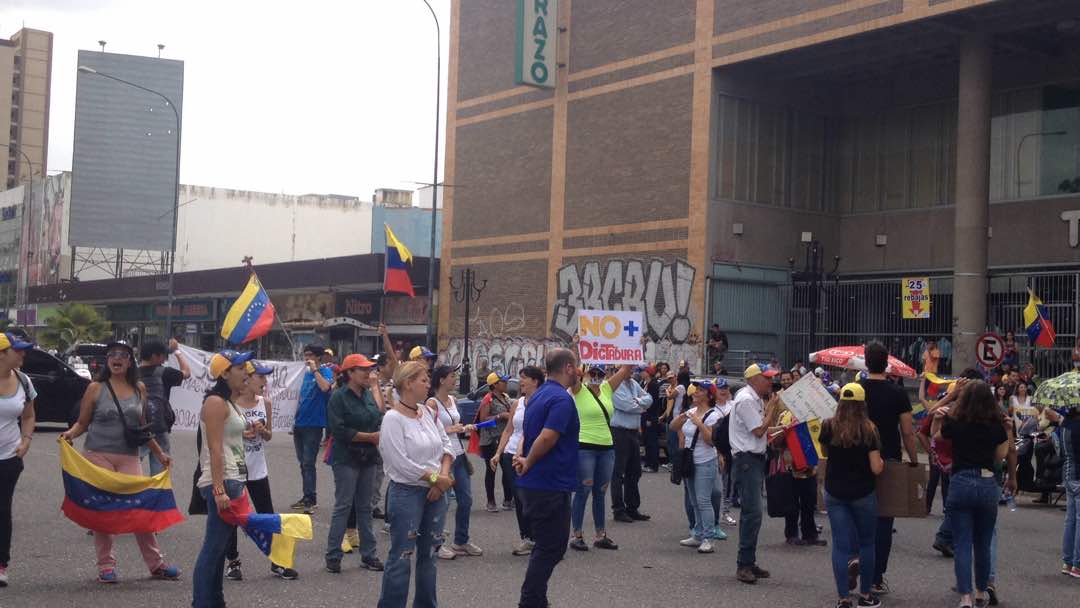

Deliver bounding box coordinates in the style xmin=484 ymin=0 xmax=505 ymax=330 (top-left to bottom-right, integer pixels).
xmin=3 ymin=424 xmax=1076 ymax=608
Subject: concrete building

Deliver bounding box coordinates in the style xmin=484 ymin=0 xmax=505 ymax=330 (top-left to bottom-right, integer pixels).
xmin=1 ymin=28 xmax=52 ymax=189
xmin=440 ymin=0 xmax=1080 ymax=378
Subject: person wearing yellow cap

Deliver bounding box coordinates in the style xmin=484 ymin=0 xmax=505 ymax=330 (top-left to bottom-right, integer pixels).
xmin=409 ymin=345 xmax=438 ymax=370
xmin=190 ymin=350 xmax=255 ymax=605
xmin=818 ymin=382 xmax=884 ymax=608
xmin=0 ymin=332 xmax=36 ymax=587
xmin=729 ymin=362 xmax=782 ymax=584
xmin=61 ymin=340 xmax=180 ymax=584
xmin=479 ymin=371 xmax=514 ymax=512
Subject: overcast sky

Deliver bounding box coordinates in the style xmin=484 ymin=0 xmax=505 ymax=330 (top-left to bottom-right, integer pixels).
xmin=1 ymin=0 xmax=450 ymax=199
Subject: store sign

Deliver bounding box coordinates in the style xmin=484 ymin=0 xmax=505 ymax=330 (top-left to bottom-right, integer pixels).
xmin=335 ymin=293 xmax=381 ymax=323
xmin=153 ymin=300 xmax=213 ymax=321
xmin=901 ymin=277 xmax=931 ymax=319
xmin=1062 ymin=210 xmax=1080 ymax=247
xmin=384 ymin=296 xmax=428 ymax=325
xmin=515 ymin=0 xmax=557 ymax=89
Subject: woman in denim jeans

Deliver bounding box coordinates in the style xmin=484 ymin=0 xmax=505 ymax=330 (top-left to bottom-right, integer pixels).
xmin=931 ymin=380 xmax=1009 ymax=608
xmin=427 ymin=365 xmax=481 ymax=560
xmin=1060 ymin=408 xmax=1080 ymax=578
xmin=567 ymin=359 xmax=633 ymax=552
xmin=377 ymin=362 xmax=454 ymax=608
xmin=819 ymin=383 xmax=884 ymax=608
xmin=191 ymin=350 xmax=255 ymax=608
xmin=673 ymin=380 xmax=727 ymax=554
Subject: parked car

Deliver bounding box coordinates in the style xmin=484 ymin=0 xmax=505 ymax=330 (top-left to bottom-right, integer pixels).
xmin=65 ymin=343 xmax=109 ymax=378
xmin=456 ymin=378 xmax=520 ymax=425
xmin=21 ymin=348 xmax=91 ymax=426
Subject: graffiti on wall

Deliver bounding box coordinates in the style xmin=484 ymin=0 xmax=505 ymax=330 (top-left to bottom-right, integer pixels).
xmin=551 ymin=258 xmax=697 ymax=343
xmin=469 ymin=302 xmax=527 ymax=338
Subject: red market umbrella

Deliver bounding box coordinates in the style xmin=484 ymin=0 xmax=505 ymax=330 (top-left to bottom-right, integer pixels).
xmin=808 ymin=345 xmax=917 ymax=379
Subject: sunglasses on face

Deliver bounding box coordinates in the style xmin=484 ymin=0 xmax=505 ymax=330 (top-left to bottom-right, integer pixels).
xmin=107 ymin=351 xmax=131 ymax=360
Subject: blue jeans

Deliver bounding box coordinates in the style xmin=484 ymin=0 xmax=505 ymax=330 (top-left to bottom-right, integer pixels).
xmin=140 ymin=432 xmax=171 ymax=477
xmin=733 ymin=452 xmax=766 ymax=567
xmin=192 ymin=480 xmax=244 ymax=608
xmin=686 ymin=457 xmax=722 ymax=540
xmin=450 ymin=454 xmax=473 ymax=546
xmin=1063 ymin=480 xmax=1080 ymax=567
xmin=571 ymin=448 xmax=615 ymax=535
xmin=378 ymin=481 xmax=448 ymax=608
xmin=826 ymin=491 xmax=878 ymax=598
xmin=947 ymin=470 xmax=999 ymax=595
xmin=326 ymin=462 xmax=377 ymax=562
xmin=293 ymin=426 xmax=322 ymax=502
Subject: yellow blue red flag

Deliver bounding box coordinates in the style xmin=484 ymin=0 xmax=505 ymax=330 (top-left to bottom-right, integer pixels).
xmin=785 ymin=419 xmax=823 ymax=470
xmin=220 ymin=273 xmax=276 ymax=344
xmin=59 ymin=439 xmax=184 ymax=534
xmin=384 ymin=224 xmax=415 ymax=297
xmin=1024 ymin=288 xmax=1056 ymax=348
xmin=219 ymin=490 xmax=312 ymax=569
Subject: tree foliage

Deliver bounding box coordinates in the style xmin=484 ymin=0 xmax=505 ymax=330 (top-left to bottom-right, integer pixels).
xmin=39 ymin=303 xmax=110 ymax=351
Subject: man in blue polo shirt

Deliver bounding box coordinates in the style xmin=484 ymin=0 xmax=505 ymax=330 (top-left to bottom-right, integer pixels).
xmin=513 ymin=347 xmax=580 ymax=608
xmin=291 ymin=344 xmax=334 ymax=514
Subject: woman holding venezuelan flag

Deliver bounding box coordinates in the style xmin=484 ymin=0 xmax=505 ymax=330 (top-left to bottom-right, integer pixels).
xmin=61 ymin=340 xmax=180 ymax=584
xmin=191 ymin=350 xmax=255 ymax=608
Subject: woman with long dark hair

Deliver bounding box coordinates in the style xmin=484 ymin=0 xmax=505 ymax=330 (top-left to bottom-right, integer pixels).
xmin=820 ymin=383 xmax=884 ymax=608
xmin=491 ymin=365 xmax=545 ymax=555
xmin=932 ymin=380 xmax=1010 ymax=608
xmin=427 ymin=365 xmax=481 ymax=560
xmin=191 ymin=350 xmax=254 ymax=607
xmin=673 ymin=380 xmax=727 ymax=553
xmin=61 ymin=341 xmax=178 ymax=584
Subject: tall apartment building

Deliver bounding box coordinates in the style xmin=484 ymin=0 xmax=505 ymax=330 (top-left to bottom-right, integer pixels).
xmin=1 ymin=28 xmax=52 ymax=189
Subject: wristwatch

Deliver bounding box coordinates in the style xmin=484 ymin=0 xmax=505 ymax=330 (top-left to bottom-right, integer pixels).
xmin=428 ymin=472 xmax=439 ymax=486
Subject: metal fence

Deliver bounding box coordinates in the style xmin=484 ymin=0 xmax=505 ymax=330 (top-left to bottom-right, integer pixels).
xmin=781 ymin=270 xmax=1078 ymax=378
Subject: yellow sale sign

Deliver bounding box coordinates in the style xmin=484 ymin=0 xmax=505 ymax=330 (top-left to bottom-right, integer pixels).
xmin=902 ymin=277 xmax=931 ymax=319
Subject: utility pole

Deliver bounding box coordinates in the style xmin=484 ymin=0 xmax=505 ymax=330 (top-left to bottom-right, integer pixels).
xmin=450 ymin=268 xmax=486 ymax=394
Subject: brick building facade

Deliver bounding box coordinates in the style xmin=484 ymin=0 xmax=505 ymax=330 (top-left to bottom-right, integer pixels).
xmin=440 ymin=0 xmax=1080 ymax=381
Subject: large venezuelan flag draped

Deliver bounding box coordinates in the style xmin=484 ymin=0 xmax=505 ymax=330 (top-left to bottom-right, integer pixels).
xmin=59 ymin=439 xmax=184 ymax=534
xmin=924 ymin=372 xmax=959 ymax=402
xmin=220 ymin=273 xmax=276 ymax=344
xmin=384 ymin=224 xmax=415 ymax=297
xmin=1024 ymin=288 xmax=1056 ymax=348
xmin=219 ymin=491 xmax=313 ymax=569
xmin=785 ymin=419 xmax=824 ymax=470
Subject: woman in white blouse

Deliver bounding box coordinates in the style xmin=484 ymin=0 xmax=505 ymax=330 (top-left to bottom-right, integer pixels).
xmin=377 ymin=361 xmax=454 ymax=608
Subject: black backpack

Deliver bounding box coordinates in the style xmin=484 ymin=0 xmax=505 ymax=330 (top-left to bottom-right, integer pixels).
xmin=713 ymin=411 xmax=732 ymax=460
xmin=142 ymin=366 xmax=176 ymax=434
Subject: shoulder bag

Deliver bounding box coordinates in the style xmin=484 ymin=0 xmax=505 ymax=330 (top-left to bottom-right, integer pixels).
xmin=104 ymin=379 xmax=154 ymax=448
xmin=437 ymin=396 xmax=473 ymax=475
xmin=671 ymin=409 xmax=716 ymax=485
xmin=189 ymin=425 xmax=208 ymax=515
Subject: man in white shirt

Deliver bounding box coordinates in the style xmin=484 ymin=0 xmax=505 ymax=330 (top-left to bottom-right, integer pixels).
xmin=729 ymin=364 xmax=782 ymax=584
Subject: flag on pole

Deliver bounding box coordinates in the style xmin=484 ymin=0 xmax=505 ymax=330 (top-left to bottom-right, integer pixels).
xmin=220 ymin=273 xmax=276 ymax=344
xmin=384 ymin=224 xmax=415 ymax=297
xmin=1024 ymin=289 xmax=1056 ymax=348
xmin=218 ymin=490 xmax=313 ymax=569
xmin=784 ymin=419 xmax=823 ymax=470
xmin=59 ymin=439 xmax=184 ymax=534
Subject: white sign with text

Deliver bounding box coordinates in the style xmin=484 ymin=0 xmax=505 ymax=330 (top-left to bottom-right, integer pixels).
xmin=577 ymin=309 xmax=646 ymax=366
xmin=780 ymin=373 xmax=837 ymax=422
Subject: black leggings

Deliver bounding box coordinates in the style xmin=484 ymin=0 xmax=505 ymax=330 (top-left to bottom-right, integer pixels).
xmin=481 ymin=443 xmax=514 ymax=505
xmin=225 ymin=477 xmax=274 ymax=562
xmin=0 ymin=456 xmax=23 ymax=567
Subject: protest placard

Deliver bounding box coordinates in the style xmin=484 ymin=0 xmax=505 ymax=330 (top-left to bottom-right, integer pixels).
xmin=577 ymin=309 xmax=645 ymax=365
xmin=779 ymin=373 xmax=837 ymax=422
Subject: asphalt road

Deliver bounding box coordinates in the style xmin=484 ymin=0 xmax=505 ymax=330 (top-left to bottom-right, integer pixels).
xmin=3 ymin=426 xmax=1077 ymax=608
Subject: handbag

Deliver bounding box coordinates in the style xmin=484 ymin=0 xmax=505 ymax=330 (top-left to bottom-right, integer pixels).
xmin=104 ymin=379 xmax=154 ymax=448
xmin=438 ymin=397 xmax=474 ymax=476
xmin=189 ymin=426 xmax=208 ymax=515
xmin=765 ymin=471 xmax=796 ymax=518
xmin=670 ymin=410 xmax=716 ymax=485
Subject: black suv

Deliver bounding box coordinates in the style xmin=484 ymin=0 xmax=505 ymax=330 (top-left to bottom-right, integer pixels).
xmin=21 ymin=348 xmax=90 ymax=426
xmin=66 ymin=343 xmax=109 ymax=377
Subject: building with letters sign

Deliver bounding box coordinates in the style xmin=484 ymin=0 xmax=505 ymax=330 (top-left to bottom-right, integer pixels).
xmin=441 ymin=0 xmax=1080 ymax=378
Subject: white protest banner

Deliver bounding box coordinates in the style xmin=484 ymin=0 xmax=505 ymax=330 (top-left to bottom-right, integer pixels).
xmin=780 ymin=373 xmax=837 ymax=422
xmin=577 ymin=309 xmax=645 ymax=366
xmin=166 ymin=345 xmax=308 ymax=432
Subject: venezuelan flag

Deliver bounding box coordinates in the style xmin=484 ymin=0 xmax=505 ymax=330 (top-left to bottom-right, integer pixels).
xmin=59 ymin=439 xmax=184 ymax=534
xmin=785 ymin=419 xmax=823 ymax=470
xmin=384 ymin=224 xmax=415 ymax=297
xmin=1024 ymin=288 xmax=1056 ymax=348
xmin=924 ymin=372 xmax=959 ymax=402
xmin=220 ymin=273 xmax=276 ymax=344
xmin=219 ymin=491 xmax=312 ymax=569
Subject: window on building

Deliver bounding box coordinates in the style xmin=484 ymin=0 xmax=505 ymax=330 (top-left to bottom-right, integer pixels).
xmin=989 ymin=81 xmax=1080 ymax=200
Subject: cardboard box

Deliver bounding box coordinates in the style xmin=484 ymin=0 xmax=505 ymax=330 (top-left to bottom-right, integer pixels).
xmin=875 ymin=462 xmax=928 ymax=518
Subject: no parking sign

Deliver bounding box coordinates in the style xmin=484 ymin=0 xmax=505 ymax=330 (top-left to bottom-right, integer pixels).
xmin=975 ymin=333 xmax=1005 ymax=368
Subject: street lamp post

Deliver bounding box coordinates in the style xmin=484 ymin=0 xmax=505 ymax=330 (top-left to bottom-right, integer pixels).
xmin=1015 ymin=130 xmax=1067 ymax=198
xmin=7 ymin=146 xmax=33 ymax=320
xmin=449 ymin=268 xmax=486 ymax=394
xmin=78 ymin=65 xmax=182 ymax=339
xmin=419 ymin=0 xmax=441 ymax=353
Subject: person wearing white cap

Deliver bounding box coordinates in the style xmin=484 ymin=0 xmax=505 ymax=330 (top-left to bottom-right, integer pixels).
xmin=730 ymin=363 xmax=783 ymax=584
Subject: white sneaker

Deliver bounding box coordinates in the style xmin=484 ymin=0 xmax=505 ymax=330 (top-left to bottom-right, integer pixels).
xmin=679 ymin=537 xmax=702 ymax=547
xmin=512 ymin=539 xmax=534 ymax=556
xmin=436 ymin=546 xmax=457 ymax=560
xmin=452 ymin=542 xmax=483 ymax=557
xmin=698 ymin=540 xmax=714 ymax=553
xmin=720 ymin=512 xmax=737 ymax=526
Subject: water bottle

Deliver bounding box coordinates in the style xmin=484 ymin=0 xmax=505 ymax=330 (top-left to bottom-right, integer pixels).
xmin=1005 ymin=493 xmax=1018 ymax=512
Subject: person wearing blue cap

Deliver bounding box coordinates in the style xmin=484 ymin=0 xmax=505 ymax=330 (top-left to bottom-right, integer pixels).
xmin=673 ymin=380 xmax=727 ymax=554
xmin=0 ymin=332 xmax=36 ymax=587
